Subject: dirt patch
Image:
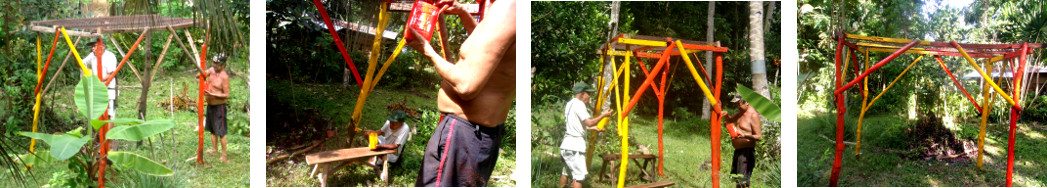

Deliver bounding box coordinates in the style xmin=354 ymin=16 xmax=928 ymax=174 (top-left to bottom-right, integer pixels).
xmin=905 ymin=113 xmax=976 ymax=162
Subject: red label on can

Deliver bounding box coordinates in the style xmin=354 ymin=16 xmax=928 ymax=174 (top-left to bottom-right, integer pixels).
xmin=406 ymin=0 xmax=438 ymax=42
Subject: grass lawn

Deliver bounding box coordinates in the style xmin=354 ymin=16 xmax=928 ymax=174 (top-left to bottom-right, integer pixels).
xmin=1 ymin=65 xmax=251 ymax=187
xmin=264 ymin=80 xmax=517 ymax=187
xmin=798 ymin=113 xmax=1047 ymax=186
xmin=531 ymin=105 xmax=780 ymax=188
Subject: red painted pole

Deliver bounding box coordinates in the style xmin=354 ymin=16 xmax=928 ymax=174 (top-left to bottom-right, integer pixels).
xmin=850 ymin=49 xmax=863 ymax=98
xmin=633 ymin=51 xmax=662 ymax=95
xmin=656 ymin=56 xmax=668 ymax=176
xmin=933 ymin=55 xmax=982 ymax=112
xmin=104 ymin=30 xmax=148 ymax=85
xmin=1005 ymin=43 xmax=1027 ymax=186
xmin=834 ymin=40 xmax=920 ymax=95
xmin=830 ymin=37 xmax=845 ymax=187
xmin=711 ymin=52 xmax=723 ymax=188
xmin=34 ymin=31 xmax=61 ymax=94
xmin=197 ymin=30 xmax=209 ymax=164
xmin=95 ymin=40 xmax=107 ymax=188
xmin=312 ymin=0 xmax=363 ymax=86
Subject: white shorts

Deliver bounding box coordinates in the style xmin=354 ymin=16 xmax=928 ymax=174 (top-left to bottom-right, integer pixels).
xmin=560 ymin=149 xmax=587 ymax=181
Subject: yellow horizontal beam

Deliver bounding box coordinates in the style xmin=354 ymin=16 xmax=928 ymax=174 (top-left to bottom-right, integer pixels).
xmin=846 ymin=34 xmax=933 ymax=46
xmin=618 ymin=38 xmax=668 ymax=47
xmin=856 ymin=42 xmax=925 ymax=51
xmin=865 ymin=48 xmax=938 ymax=56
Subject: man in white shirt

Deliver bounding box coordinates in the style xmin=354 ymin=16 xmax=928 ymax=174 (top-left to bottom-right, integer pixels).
xmin=82 ymin=39 xmax=119 ymax=120
xmin=368 ymin=110 xmax=411 ymax=165
xmin=559 ymin=82 xmax=613 ymax=188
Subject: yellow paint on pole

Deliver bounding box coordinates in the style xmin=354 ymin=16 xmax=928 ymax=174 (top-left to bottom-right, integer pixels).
xmin=675 ymin=41 xmax=717 ymax=105
xmin=846 ymin=34 xmax=933 ymax=46
xmin=350 ymin=2 xmax=390 ymax=128
xmin=954 ymin=43 xmax=1018 ymax=107
xmin=617 ymin=49 xmax=631 ymax=188
xmin=618 ymin=37 xmax=667 ymax=47
xmin=864 ymin=55 xmax=923 ymax=110
xmin=977 ymin=62 xmax=994 ymax=169
xmin=369 ymin=38 xmax=408 ymax=91
xmin=856 ymin=50 xmax=870 ymax=157
xmin=60 ymin=27 xmax=91 ymax=76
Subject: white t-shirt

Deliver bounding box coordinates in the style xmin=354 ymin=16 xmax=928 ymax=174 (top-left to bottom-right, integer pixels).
xmin=379 ymin=120 xmax=410 ymax=163
xmin=560 ymin=98 xmax=591 ymax=152
xmin=82 ymin=50 xmax=118 ymax=89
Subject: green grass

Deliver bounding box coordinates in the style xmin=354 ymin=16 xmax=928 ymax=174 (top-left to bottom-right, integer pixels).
xmin=1 ymin=64 xmax=251 ymax=187
xmin=530 ymin=105 xmax=780 ymax=187
xmin=798 ymin=112 xmax=1047 ymax=187
xmin=264 ymin=81 xmax=517 ymax=187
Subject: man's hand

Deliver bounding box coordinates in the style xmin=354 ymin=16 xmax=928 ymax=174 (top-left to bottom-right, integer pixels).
xmin=405 ymin=28 xmax=435 ymax=56
xmin=720 ymin=110 xmax=728 ymax=117
xmin=600 ymin=109 xmax=614 ymax=118
xmin=437 ymin=0 xmax=468 ymax=16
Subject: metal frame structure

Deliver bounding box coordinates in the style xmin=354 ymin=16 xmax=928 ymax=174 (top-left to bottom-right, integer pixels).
xmin=829 ymin=32 xmax=1043 ymax=186
xmin=595 ymin=34 xmax=729 ymax=188
xmin=31 ymin=15 xmax=201 ymax=188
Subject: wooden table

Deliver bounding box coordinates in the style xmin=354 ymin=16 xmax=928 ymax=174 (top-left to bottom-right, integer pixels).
xmin=305 ymin=147 xmax=396 ymax=187
xmin=599 ymin=154 xmax=659 ymax=187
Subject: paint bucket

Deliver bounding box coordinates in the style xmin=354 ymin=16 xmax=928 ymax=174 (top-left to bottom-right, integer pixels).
xmin=405 ymin=0 xmax=439 ymax=42
xmin=726 ymin=123 xmax=738 ymax=139
xmin=368 ymin=132 xmax=378 ymax=150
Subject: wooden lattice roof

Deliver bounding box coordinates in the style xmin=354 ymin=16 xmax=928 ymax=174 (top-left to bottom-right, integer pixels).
xmin=30 ymin=14 xmax=196 ymax=36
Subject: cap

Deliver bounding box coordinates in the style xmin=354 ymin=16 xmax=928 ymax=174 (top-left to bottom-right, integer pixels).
xmin=387 ymin=110 xmax=407 ymax=122
xmin=572 ymin=82 xmax=597 ymax=94
xmin=730 ymin=94 xmax=745 ymax=103
xmin=212 ymin=53 xmax=228 ymax=65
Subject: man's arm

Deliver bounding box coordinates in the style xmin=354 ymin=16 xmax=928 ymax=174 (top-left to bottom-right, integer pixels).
xmin=407 ymin=0 xmax=515 ymax=100
xmin=583 ymin=109 xmax=613 ymax=130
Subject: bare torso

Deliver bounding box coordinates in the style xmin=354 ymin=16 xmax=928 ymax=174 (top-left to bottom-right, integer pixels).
xmin=731 ymin=109 xmax=761 ymax=148
xmin=439 ymin=45 xmax=516 ymax=127
xmin=205 ymin=68 xmax=229 ymax=105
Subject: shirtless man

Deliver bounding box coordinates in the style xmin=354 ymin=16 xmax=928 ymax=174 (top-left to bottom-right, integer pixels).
xmin=404 ymin=0 xmax=516 ymax=186
xmin=196 ymin=54 xmax=231 ymax=162
xmin=720 ymin=95 xmax=762 ymax=188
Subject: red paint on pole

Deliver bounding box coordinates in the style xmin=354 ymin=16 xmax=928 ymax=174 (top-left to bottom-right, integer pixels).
xmin=933 ymin=56 xmax=981 ymax=112
xmin=834 ymin=40 xmax=920 ymax=95
xmin=104 ymin=31 xmax=148 ymax=85
xmin=619 ymin=43 xmax=676 ymax=118
xmin=830 ymin=38 xmax=844 ymax=187
xmin=710 ymin=52 xmax=723 ymax=188
xmin=198 ymin=33 xmax=208 ymax=164
xmin=1006 ymin=43 xmax=1027 ymax=186
xmin=35 ymin=31 xmax=61 ymax=94
xmin=311 ymin=0 xmax=363 ymax=86
xmin=656 ymin=57 xmax=668 ymax=176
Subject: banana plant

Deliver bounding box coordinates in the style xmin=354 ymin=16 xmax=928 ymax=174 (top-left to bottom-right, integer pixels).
xmin=736 ymin=83 xmax=781 ymax=122
xmin=17 ymin=74 xmax=175 ymax=176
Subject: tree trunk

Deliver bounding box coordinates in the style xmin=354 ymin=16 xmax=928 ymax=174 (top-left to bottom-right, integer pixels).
xmin=137 ymin=31 xmax=152 ymax=120
xmin=748 ymin=2 xmax=770 ymax=98
xmin=701 ymin=2 xmax=715 ymax=120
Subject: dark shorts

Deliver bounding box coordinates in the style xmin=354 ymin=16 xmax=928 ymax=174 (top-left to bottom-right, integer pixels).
xmin=415 ymin=114 xmax=504 ymax=187
xmin=205 ymin=104 xmax=228 ymax=137
xmin=731 ymin=147 xmax=756 ymax=185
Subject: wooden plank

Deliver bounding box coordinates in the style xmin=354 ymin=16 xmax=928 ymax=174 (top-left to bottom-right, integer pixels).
xmin=29 ymin=26 xmax=101 ymax=37
xmin=626 ymin=181 xmax=675 ymax=188
xmin=305 ymin=147 xmax=396 ymax=165
xmin=390 ymin=2 xmax=481 ymax=14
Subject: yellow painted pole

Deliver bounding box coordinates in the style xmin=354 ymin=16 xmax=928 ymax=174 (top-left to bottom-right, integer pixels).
xmin=856 ymin=50 xmax=870 ymax=157
xmin=587 ymin=54 xmax=609 ymax=167
xmin=30 ymin=36 xmax=42 ymax=156
xmin=617 ymin=48 xmax=631 ymax=188
xmin=977 ymin=62 xmax=994 ymax=169
xmin=864 ymin=55 xmax=923 ymax=110
xmin=675 ymin=41 xmax=718 ymax=105
xmin=369 ymin=38 xmax=408 ymax=91
xmin=60 ymin=27 xmax=91 ymax=76
xmin=954 ymin=43 xmax=1018 ymax=108
xmin=350 ymin=2 xmax=389 ymax=128
xmin=612 ymin=55 xmax=622 ymax=137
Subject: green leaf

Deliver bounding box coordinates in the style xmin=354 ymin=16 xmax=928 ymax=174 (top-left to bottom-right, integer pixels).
xmin=105 ymin=120 xmax=175 ymax=142
xmin=106 ymin=118 xmax=145 ymax=125
xmin=17 ymin=132 xmax=90 ymax=160
xmin=108 ymin=151 xmax=173 ymax=176
xmin=90 ymin=119 xmax=107 ymax=130
xmin=20 ymin=151 xmax=55 ymax=166
xmin=74 ymin=74 xmax=108 ymax=120
xmin=736 ymin=83 xmax=781 ymax=122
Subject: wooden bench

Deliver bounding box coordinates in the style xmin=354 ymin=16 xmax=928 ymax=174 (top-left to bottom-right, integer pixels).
xmin=626 ymin=181 xmax=675 ymax=188
xmin=305 ymin=147 xmax=396 ymax=187
xmin=598 ymin=154 xmax=660 ymax=187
